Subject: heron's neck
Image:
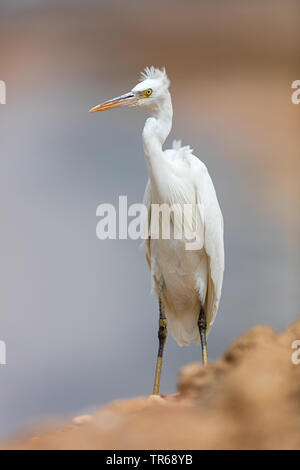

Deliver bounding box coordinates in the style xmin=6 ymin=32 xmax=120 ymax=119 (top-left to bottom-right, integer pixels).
xmin=142 ymin=92 xmax=173 ymax=195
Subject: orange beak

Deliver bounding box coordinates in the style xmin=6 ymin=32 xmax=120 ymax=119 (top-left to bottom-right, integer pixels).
xmin=89 ymin=92 xmax=139 ymax=113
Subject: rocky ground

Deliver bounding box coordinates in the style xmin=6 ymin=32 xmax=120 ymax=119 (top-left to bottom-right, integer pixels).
xmin=3 ymin=318 xmax=300 ymax=450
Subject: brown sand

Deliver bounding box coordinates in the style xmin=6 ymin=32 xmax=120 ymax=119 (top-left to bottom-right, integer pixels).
xmin=3 ymin=318 xmax=300 ymax=450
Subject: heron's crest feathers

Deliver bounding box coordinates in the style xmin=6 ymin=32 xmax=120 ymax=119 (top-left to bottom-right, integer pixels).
xmin=140 ymin=66 xmax=170 ymax=89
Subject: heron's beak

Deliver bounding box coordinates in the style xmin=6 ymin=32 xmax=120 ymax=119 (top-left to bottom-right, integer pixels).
xmin=89 ymin=92 xmax=138 ymax=113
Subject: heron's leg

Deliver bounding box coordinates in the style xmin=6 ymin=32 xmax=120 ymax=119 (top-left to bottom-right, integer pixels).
xmin=153 ymin=291 xmax=168 ymax=395
xmin=198 ymin=305 xmax=208 ymax=366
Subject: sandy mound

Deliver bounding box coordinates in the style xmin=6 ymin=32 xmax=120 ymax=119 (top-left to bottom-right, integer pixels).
xmin=3 ymin=319 xmax=300 ymax=450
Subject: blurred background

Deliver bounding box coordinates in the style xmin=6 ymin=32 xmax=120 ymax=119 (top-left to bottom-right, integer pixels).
xmin=0 ymin=0 xmax=299 ymax=439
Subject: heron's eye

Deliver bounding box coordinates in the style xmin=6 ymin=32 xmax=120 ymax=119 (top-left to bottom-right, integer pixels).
xmin=145 ymin=88 xmax=152 ymax=97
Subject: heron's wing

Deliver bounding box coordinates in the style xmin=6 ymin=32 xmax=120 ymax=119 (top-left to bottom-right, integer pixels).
xmin=142 ymin=179 xmax=152 ymax=270
xmin=194 ymin=160 xmax=225 ymax=331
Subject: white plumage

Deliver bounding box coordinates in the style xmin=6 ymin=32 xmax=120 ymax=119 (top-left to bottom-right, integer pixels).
xmin=138 ymin=68 xmax=224 ymax=346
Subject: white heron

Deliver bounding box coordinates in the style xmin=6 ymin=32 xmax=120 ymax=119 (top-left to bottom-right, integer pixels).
xmin=89 ymin=67 xmax=224 ymax=395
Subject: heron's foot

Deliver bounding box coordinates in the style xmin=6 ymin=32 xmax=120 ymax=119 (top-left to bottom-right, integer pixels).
xmin=198 ymin=306 xmax=208 ymax=366
xmin=148 ymin=394 xmax=165 ymax=402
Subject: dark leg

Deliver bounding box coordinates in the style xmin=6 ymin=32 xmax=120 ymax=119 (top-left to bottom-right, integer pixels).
xmin=153 ymin=292 xmax=168 ymax=395
xmin=198 ymin=305 xmax=208 ymax=365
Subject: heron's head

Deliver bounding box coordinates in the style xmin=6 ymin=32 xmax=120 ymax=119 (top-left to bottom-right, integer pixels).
xmin=89 ymin=67 xmax=170 ymax=114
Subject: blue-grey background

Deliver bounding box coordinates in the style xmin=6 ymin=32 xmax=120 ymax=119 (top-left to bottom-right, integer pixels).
xmin=0 ymin=0 xmax=299 ymax=439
